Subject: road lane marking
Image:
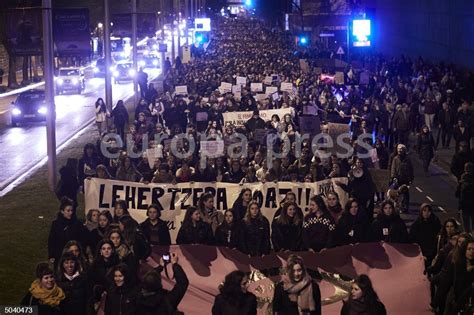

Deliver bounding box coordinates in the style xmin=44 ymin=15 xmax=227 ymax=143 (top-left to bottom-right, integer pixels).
xmin=438 ymin=206 xmax=447 ymax=213
xmin=415 ymin=187 xmax=423 ymax=193
xmin=426 ymin=196 xmax=434 ymax=202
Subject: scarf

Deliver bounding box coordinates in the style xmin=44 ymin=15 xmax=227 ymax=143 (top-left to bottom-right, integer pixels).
xmin=116 ymin=244 xmax=131 ymax=259
xmin=29 ymin=279 xmax=65 ymax=307
xmin=282 ymin=275 xmax=316 ymax=314
xmin=64 ymin=271 xmax=80 ymax=281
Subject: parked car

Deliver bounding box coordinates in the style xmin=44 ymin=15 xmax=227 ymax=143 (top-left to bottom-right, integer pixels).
xmin=11 ymin=90 xmax=47 ymax=127
xmin=55 ymin=67 xmax=85 ymax=94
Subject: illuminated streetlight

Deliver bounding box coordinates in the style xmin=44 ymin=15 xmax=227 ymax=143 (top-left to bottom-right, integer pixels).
xmin=98 ymin=22 xmax=103 ymax=28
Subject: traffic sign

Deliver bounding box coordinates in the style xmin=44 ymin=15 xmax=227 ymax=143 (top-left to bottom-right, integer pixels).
xmin=336 ymin=46 xmax=345 ymax=55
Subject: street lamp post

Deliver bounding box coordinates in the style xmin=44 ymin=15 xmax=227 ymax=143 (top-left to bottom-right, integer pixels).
xmin=104 ymin=0 xmax=113 ymax=112
xmin=42 ymin=0 xmax=56 ymax=191
xmin=131 ymin=0 xmax=138 ymax=103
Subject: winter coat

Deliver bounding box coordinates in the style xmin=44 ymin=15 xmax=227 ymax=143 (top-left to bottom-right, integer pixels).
xmin=214 ymin=222 xmax=244 ymax=250
xmin=140 ymin=219 xmax=171 ymax=246
xmin=241 ymin=217 xmax=271 ymax=256
xmin=333 ymin=212 xmax=371 ymax=246
xmin=212 ymin=292 xmax=257 ymax=315
xmin=455 ymin=172 xmax=474 ymax=213
xmin=390 ymin=154 xmax=414 ymax=185
xmin=87 ymin=256 xmax=119 ymax=299
xmin=371 ymin=212 xmax=408 ymax=243
xmin=111 ymin=105 xmax=129 ymax=127
xmin=408 ymin=212 xmax=442 ymax=260
xmin=271 ymin=218 xmax=304 ymax=252
xmin=56 ymin=273 xmax=88 ymax=315
xmin=88 ymin=227 xmax=109 ymax=254
xmin=47 ymin=213 xmax=87 ymax=262
xmin=340 ymin=298 xmax=387 ymax=315
xmin=231 ymin=202 xmax=248 ymax=221
xmin=56 ymin=165 xmax=79 ymax=202
xmin=273 ymin=280 xmax=322 ymax=315
xmin=302 ymin=212 xmax=336 ymax=252
xmin=392 ymin=110 xmax=410 ymax=131
xmin=223 ymin=169 xmax=245 ymax=183
xmin=438 ymin=108 xmax=456 ymax=130
xmin=417 ymin=132 xmax=435 ymax=161
xmin=104 ymin=285 xmax=137 ymax=315
xmin=134 ymin=264 xmax=189 ymax=315
xmin=20 ymin=292 xmax=61 ymax=315
xmin=450 ymin=150 xmax=474 ymax=179
xmin=176 ymin=221 xmax=214 ymax=245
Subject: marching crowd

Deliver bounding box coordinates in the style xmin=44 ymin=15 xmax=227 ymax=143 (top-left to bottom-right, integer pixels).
xmin=24 ymin=15 xmax=474 ymax=315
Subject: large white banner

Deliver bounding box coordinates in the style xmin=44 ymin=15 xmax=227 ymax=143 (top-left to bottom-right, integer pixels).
xmin=222 ymin=108 xmax=291 ymax=128
xmin=85 ymin=178 xmax=348 ymax=243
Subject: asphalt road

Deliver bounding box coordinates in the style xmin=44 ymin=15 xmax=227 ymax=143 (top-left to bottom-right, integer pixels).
xmin=0 ymin=68 xmax=160 ymax=190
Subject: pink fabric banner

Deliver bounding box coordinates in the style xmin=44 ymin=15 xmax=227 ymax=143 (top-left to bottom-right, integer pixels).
xmin=140 ymin=242 xmax=432 ymax=315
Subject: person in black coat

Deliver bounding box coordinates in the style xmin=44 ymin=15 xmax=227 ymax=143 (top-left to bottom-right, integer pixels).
xmin=271 ymin=202 xmax=304 ymax=252
xmin=240 ymin=201 xmax=271 ymax=257
xmin=107 ymin=229 xmax=137 ymax=277
xmin=333 ymin=198 xmax=371 ymax=246
xmin=140 ymin=204 xmax=171 ymax=246
xmin=48 ymin=197 xmax=87 ymax=268
xmin=87 ymin=240 xmax=120 ymax=308
xmin=212 ymin=270 xmax=257 ymax=315
xmin=450 ymin=141 xmax=474 ymax=180
xmin=78 ymin=143 xmax=101 ymax=184
xmin=437 ymin=102 xmax=456 ymax=149
xmin=340 ymin=274 xmax=386 ymax=315
xmin=21 ymin=263 xmax=65 ymax=315
xmin=55 ymin=158 xmax=79 ymax=207
xmin=56 ymin=253 xmax=88 ymax=315
xmin=88 ymin=210 xmax=113 ymax=254
xmin=231 ymin=188 xmax=253 ymax=221
xmin=417 ymin=125 xmax=436 ymax=175
xmin=302 ymin=195 xmax=336 ymax=252
xmin=215 ymin=210 xmax=244 ymax=250
xmin=408 ymin=203 xmax=442 ymax=266
xmin=110 ymin=100 xmax=129 ymax=143
xmin=273 ymin=255 xmax=321 ymax=315
xmin=176 ymin=206 xmax=214 ymax=245
xmin=104 ymin=264 xmax=137 ymax=315
xmin=371 ymin=200 xmax=408 ymax=243
xmin=135 ymin=253 xmax=189 ymax=315
xmin=118 ymin=216 xmax=151 ymax=261
xmin=455 ymin=162 xmax=474 ymax=232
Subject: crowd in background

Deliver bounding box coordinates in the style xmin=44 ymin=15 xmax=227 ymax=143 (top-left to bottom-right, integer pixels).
xmin=25 ymin=15 xmax=474 ymax=315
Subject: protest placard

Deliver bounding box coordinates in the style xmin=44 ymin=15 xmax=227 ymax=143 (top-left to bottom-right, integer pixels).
xmin=335 ymin=71 xmax=344 ymax=85
xmin=200 ymin=140 xmax=224 ymax=158
xmin=175 ymin=85 xmax=188 ymax=95
xmin=250 ymin=83 xmax=263 ymax=92
xmin=236 ymin=76 xmax=247 ymax=86
xmin=220 ymin=82 xmax=232 ymax=93
xmin=280 ymin=82 xmax=293 ymax=93
xmin=266 ymin=86 xmax=278 ymax=96
xmin=232 ymin=84 xmax=241 ymax=94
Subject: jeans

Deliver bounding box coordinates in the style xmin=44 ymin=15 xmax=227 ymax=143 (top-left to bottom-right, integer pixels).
xmin=424 ymin=114 xmax=435 ymax=131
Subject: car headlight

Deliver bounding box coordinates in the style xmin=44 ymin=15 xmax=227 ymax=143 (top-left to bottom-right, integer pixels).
xmin=56 ymin=78 xmax=64 ymax=85
xmin=71 ymin=78 xmax=79 ymax=85
xmin=139 ymin=60 xmax=146 ymax=67
xmin=93 ymin=67 xmax=99 ymax=73
xmin=153 ymin=60 xmax=159 ymax=66
xmin=38 ymin=107 xmax=47 ymax=114
xmin=128 ymin=69 xmax=136 ymax=77
xmin=113 ymin=71 xmax=119 ymax=77
xmin=12 ymin=108 xmax=22 ymax=116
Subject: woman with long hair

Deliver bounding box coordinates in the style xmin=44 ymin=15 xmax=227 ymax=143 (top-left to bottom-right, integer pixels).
xmin=107 ymin=229 xmax=136 ymax=274
xmin=231 ymin=188 xmax=253 ymax=221
xmin=215 ymin=210 xmax=244 ymax=250
xmin=371 ymin=200 xmax=408 ymax=243
xmin=176 ymin=206 xmax=214 ymax=245
xmin=88 ymin=240 xmax=120 ymax=310
xmin=198 ymin=192 xmax=223 ymax=233
xmin=140 ymin=204 xmax=171 ymax=246
xmin=89 ymin=210 xmax=113 ymax=254
xmin=333 ymin=198 xmax=371 ymax=246
xmin=273 ymin=255 xmax=321 ymax=315
xmin=417 ymin=124 xmax=436 ymax=176
xmin=241 ymin=201 xmax=271 ymax=257
xmin=112 ymin=200 xmax=129 ymax=225
xmin=104 ymin=264 xmax=137 ymax=315
xmin=436 ymin=218 xmax=459 ymax=254
xmin=21 ymin=263 xmax=65 ymax=314
xmin=409 ymin=203 xmax=442 ymax=266
xmin=340 ymin=274 xmax=386 ymax=314
xmin=212 ymin=270 xmax=257 ymax=315
xmin=95 ymin=97 xmax=109 ymax=136
xmin=60 ymin=240 xmax=89 ymax=274
xmin=326 ymin=191 xmax=344 ymax=224
xmin=116 ymin=156 xmax=143 ymax=182
xmin=56 ymin=253 xmax=87 ymax=315
xmin=271 ymin=202 xmax=304 ymax=252
xmin=118 ymin=216 xmax=151 ymax=261
xmin=84 ymin=209 xmax=99 ymax=232
xmin=303 ymin=195 xmax=336 ymax=252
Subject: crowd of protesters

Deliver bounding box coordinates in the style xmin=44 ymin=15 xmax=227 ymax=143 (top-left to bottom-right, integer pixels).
xmin=26 ymin=14 xmax=474 ymax=315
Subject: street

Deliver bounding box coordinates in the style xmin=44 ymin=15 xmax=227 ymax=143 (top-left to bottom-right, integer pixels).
xmin=0 ymin=68 xmax=160 ymax=190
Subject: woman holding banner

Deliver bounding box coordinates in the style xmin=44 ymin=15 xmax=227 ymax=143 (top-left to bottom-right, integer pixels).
xmin=271 ymin=202 xmax=304 ymax=252
xmin=176 ymin=206 xmax=214 ymax=245
xmin=303 ymin=195 xmax=336 ymax=252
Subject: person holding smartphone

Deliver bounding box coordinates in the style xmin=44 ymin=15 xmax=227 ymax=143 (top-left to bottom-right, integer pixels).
xmin=135 ymin=252 xmax=189 ymax=315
